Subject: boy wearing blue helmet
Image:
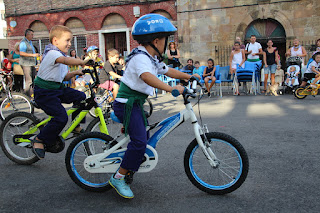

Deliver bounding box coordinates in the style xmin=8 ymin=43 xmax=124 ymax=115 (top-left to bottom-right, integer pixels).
xmin=109 ymin=14 xmax=192 ymax=199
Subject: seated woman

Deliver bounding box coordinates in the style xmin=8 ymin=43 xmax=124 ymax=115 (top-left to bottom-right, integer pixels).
xmin=203 ymin=58 xmax=216 ymax=97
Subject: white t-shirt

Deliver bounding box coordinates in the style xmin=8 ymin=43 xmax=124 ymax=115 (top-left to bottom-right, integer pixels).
xmin=120 ymin=46 xmax=169 ymax=96
xmin=305 ymin=60 xmax=320 ymax=74
xmin=246 ymin=42 xmax=262 ymax=60
xmin=37 ymin=50 xmax=68 ymax=83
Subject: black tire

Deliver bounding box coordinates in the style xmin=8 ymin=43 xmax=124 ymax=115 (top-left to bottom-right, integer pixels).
xmin=0 ymin=92 xmax=34 ymax=121
xmin=65 ymin=132 xmax=115 ymax=192
xmin=184 ymin=132 xmax=249 ymax=195
xmin=144 ymin=98 xmax=153 ymax=118
xmin=0 ymin=112 xmax=40 ymax=165
xmin=294 ymin=87 xmax=307 ymax=99
xmin=85 ymin=114 xmax=123 ymax=140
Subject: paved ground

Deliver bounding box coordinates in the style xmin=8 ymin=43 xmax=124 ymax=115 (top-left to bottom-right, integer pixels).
xmin=1 ymin=92 xmax=320 ymax=213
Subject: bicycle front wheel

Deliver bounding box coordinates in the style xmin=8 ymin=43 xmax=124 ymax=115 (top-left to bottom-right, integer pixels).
xmin=0 ymin=92 xmax=34 ymax=121
xmin=184 ymin=132 xmax=249 ymax=195
xmin=65 ymin=132 xmax=114 ymax=192
xmin=0 ymin=112 xmax=40 ymax=165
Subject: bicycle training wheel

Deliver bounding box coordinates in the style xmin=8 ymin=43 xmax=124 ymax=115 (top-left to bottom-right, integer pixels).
xmin=294 ymin=88 xmax=307 ymax=99
xmin=184 ymin=132 xmax=249 ymax=195
xmin=0 ymin=112 xmax=40 ymax=165
xmin=65 ymin=132 xmax=114 ymax=192
xmin=0 ymin=92 xmax=34 ymax=121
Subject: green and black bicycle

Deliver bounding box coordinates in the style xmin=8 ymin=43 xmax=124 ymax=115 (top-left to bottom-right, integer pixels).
xmin=0 ymin=62 xmax=119 ymax=165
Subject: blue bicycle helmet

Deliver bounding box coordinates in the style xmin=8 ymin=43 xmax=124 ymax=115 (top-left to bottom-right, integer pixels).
xmin=132 ymin=13 xmax=177 ymax=43
xmin=87 ymin=46 xmax=99 ymax=53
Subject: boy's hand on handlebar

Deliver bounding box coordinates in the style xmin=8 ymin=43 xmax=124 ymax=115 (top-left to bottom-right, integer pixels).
xmin=173 ymin=85 xmax=185 ymax=94
xmin=83 ymin=57 xmax=94 ymax=66
xmin=75 ymin=69 xmax=84 ymax=76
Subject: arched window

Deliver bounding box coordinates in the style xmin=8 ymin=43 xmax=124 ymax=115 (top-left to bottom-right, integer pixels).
xmin=29 ymin=20 xmax=49 ymax=54
xmin=152 ymin=10 xmax=173 ymax=20
xmin=102 ymin=13 xmax=127 ymax=29
xmin=245 ymin=19 xmax=286 ymax=43
xmin=64 ymin=17 xmax=86 ymax=57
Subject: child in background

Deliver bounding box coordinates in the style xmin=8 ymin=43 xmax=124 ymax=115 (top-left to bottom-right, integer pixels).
xmin=68 ymin=49 xmax=80 ymax=88
xmin=301 ymin=52 xmax=320 ymax=88
xmin=1 ymin=50 xmax=13 ymax=89
xmin=32 ymin=25 xmax=89 ymax=159
xmin=75 ymin=46 xmax=103 ymax=87
xmin=192 ymin=61 xmax=203 ymax=80
xmin=285 ymin=66 xmax=300 ymax=87
xmin=203 ymin=58 xmax=216 ymax=97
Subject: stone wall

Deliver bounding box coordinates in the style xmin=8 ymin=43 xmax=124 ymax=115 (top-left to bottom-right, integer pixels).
xmin=177 ymin=0 xmax=319 ymax=65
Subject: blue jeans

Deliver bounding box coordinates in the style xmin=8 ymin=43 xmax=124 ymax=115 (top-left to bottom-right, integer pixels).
xmin=264 ymin=64 xmax=277 ymax=74
xmin=113 ymin=100 xmax=148 ymax=171
xmin=34 ymin=86 xmax=86 ymax=145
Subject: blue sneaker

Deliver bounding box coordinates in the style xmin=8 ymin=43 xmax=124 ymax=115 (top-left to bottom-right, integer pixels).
xmin=109 ymin=176 xmax=134 ymax=199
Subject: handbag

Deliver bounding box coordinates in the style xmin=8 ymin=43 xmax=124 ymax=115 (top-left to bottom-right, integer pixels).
xmin=13 ymin=64 xmax=24 ymax=75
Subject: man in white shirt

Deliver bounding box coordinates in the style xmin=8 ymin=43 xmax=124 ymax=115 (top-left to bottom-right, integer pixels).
xmin=245 ymin=35 xmax=263 ymax=62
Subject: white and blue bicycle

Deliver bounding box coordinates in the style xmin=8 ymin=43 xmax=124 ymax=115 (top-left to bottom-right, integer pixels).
xmin=65 ymin=79 xmax=249 ymax=195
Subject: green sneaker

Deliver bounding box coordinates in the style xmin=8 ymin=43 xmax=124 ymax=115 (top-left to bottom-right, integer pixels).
xmin=109 ymin=176 xmax=134 ymax=199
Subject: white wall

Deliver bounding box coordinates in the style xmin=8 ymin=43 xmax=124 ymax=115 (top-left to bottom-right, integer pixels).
xmin=0 ymin=0 xmax=7 ymax=39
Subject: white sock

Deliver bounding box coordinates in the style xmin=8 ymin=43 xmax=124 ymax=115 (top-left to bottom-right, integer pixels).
xmin=114 ymin=171 xmax=125 ymax=179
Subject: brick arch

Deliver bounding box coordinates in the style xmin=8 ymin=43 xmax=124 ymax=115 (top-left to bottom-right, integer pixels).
xmin=149 ymin=2 xmax=176 ymax=21
xmin=100 ymin=13 xmax=127 ymax=29
xmin=54 ymin=12 xmax=88 ymax=30
xmin=23 ymin=15 xmax=50 ymax=32
xmin=29 ymin=20 xmax=49 ymax=32
xmin=238 ymin=8 xmax=294 ymax=39
xmin=98 ymin=7 xmax=131 ymax=29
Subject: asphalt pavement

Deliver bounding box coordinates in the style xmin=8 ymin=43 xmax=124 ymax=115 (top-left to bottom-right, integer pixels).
xmin=1 ymin=92 xmax=320 ymax=213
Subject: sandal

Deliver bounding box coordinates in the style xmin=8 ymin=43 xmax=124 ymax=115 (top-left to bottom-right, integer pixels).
xmin=31 ymin=138 xmax=45 ymax=159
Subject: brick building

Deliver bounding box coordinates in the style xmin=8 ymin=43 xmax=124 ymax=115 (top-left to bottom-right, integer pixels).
xmin=4 ymin=0 xmax=177 ymax=60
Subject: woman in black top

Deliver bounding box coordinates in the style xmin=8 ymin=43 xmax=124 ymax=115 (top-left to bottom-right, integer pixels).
xmin=263 ymin=40 xmax=280 ymax=93
xmin=166 ymin=42 xmax=181 ymax=68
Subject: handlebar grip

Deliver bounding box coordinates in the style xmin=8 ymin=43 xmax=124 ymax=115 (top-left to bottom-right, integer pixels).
xmin=82 ymin=69 xmax=91 ymax=74
xmin=171 ymin=89 xmax=180 ymax=97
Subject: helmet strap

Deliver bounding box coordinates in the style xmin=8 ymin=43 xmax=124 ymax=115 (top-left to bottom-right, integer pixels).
xmin=148 ymin=37 xmax=169 ymax=62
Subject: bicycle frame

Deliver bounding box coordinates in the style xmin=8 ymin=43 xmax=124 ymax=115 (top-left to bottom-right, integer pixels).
xmin=17 ymin=105 xmax=108 ymax=144
xmin=83 ymin=100 xmax=218 ymax=174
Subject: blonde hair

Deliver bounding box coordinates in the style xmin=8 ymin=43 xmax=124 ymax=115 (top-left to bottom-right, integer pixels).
xmin=14 ymin=42 xmax=20 ymax=51
xmin=107 ymin=48 xmax=119 ymax=57
xmin=49 ymin=25 xmax=72 ymax=43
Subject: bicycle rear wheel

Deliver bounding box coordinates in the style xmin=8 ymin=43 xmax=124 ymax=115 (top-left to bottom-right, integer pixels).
xmin=0 ymin=92 xmax=34 ymax=121
xmin=294 ymin=87 xmax=307 ymax=99
xmin=0 ymin=112 xmax=40 ymax=165
xmin=144 ymin=98 xmax=153 ymax=118
xmin=65 ymin=132 xmax=114 ymax=192
xmin=184 ymin=132 xmax=249 ymax=195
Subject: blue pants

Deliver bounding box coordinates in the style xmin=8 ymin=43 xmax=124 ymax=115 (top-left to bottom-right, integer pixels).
xmin=113 ymin=100 xmax=148 ymax=172
xmin=34 ymin=86 xmax=86 ymax=145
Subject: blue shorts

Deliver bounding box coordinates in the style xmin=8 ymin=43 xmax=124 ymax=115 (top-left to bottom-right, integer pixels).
xmin=264 ymin=64 xmax=277 ymax=74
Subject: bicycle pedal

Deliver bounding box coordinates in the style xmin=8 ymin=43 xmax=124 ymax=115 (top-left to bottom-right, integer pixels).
xmin=124 ymin=171 xmax=135 ymax=184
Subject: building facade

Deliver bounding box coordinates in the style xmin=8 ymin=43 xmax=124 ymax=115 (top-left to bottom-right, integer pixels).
xmin=177 ymin=0 xmax=319 ymax=66
xmin=4 ymin=0 xmax=177 ymax=60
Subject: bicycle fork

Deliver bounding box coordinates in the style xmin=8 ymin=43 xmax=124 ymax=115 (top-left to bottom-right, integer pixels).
xmin=193 ymin=122 xmax=219 ymax=168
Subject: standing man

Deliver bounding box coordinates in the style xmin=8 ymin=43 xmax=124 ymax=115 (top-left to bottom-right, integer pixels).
xmin=245 ymin=35 xmax=263 ymax=62
xmin=19 ymin=29 xmax=39 ymax=97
